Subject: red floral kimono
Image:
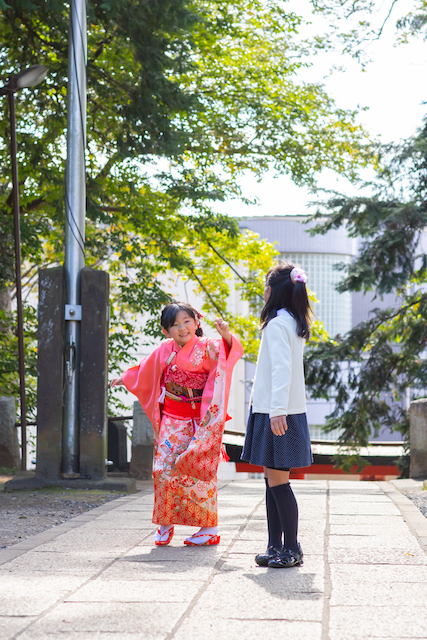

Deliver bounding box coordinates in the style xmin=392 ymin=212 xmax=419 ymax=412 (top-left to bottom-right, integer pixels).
xmin=122 ymin=334 xmax=243 ymax=527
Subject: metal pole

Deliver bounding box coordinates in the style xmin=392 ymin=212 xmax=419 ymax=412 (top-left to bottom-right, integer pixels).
xmin=8 ymin=91 xmax=27 ymax=472
xmin=63 ymin=0 xmax=87 ymax=475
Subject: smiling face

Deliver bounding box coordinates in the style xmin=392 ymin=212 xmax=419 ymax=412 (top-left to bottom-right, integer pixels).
xmin=162 ymin=310 xmax=199 ymax=347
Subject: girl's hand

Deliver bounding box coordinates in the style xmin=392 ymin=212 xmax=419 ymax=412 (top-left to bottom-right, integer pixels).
xmin=110 ymin=376 xmax=124 ymax=389
xmin=270 ymin=415 xmax=288 ymax=436
xmin=215 ymin=317 xmax=232 ymax=347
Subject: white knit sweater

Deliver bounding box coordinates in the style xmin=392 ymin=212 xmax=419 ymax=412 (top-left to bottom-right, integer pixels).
xmin=251 ymin=310 xmax=306 ymax=417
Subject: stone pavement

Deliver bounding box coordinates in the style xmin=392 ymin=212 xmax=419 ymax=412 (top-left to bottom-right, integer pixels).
xmin=1 ymin=478 xmax=427 ymax=640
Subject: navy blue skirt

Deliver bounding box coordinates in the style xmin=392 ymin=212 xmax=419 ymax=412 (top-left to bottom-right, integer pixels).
xmin=241 ymin=410 xmax=313 ymax=470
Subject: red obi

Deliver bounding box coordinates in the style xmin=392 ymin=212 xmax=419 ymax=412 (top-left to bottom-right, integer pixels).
xmin=161 ymin=361 xmax=208 ymax=420
xmin=163 ymin=396 xmax=201 ymax=419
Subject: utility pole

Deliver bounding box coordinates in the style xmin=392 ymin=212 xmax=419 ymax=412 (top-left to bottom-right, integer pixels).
xmin=63 ymin=0 xmax=87 ymax=476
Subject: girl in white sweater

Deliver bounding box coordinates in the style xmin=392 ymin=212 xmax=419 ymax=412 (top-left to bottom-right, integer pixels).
xmin=241 ymin=263 xmax=313 ymax=568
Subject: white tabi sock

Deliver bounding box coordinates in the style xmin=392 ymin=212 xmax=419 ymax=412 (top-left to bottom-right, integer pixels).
xmin=184 ymin=526 xmax=218 ymax=545
xmin=154 ymin=524 xmax=173 ymax=542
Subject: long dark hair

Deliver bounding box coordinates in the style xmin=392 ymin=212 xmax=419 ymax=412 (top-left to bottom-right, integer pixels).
xmin=160 ymin=302 xmax=204 ymax=337
xmin=260 ymin=263 xmax=312 ymax=339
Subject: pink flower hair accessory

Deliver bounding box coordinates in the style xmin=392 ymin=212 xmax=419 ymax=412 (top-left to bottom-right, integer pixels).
xmin=290 ymin=267 xmax=307 ymax=285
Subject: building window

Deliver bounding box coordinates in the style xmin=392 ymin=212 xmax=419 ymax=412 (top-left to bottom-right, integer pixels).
xmin=281 ymin=253 xmax=352 ymax=338
xmin=308 ymin=424 xmax=343 ymax=442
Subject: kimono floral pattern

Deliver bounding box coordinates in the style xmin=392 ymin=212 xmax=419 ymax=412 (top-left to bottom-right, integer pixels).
xmin=163 ymin=365 xmax=208 ymax=389
xmin=175 ymin=347 xmax=228 ymax=482
xmin=153 ymin=413 xmax=218 ymax=526
xmin=122 ymin=333 xmax=243 ymax=529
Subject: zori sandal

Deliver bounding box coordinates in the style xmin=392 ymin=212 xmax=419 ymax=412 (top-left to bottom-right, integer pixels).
xmin=154 ymin=526 xmax=174 ymax=546
xmin=184 ymin=534 xmax=220 ymax=546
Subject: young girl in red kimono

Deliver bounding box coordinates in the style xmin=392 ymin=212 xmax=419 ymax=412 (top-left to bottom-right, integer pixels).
xmin=111 ymin=302 xmax=243 ymax=547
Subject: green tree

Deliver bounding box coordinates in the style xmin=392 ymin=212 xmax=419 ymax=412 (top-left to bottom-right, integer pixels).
xmin=0 ymin=0 xmax=373 ymax=415
xmin=305 ymin=120 xmax=427 ymax=473
xmin=299 ymin=0 xmax=427 ymax=472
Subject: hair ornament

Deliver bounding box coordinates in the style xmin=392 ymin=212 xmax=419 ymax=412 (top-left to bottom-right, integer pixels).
xmin=196 ymin=310 xmax=204 ymax=319
xmin=290 ymin=267 xmax=307 ymax=285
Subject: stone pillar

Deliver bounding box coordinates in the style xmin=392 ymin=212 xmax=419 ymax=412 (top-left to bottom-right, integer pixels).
xmin=410 ymin=398 xmax=427 ymax=478
xmin=79 ymin=268 xmax=109 ymax=480
xmin=0 ymin=397 xmax=20 ymax=468
xmin=36 ymin=267 xmax=65 ymax=479
xmin=130 ymin=402 xmax=153 ymax=480
xmin=108 ymin=420 xmax=128 ymax=471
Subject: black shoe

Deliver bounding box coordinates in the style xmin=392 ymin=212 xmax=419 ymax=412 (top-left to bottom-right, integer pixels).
xmin=255 ymin=546 xmax=281 ymax=567
xmin=268 ymin=545 xmax=304 ymax=569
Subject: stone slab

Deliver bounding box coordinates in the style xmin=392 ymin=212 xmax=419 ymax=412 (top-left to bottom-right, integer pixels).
xmin=32 ymin=529 xmax=147 ymax=552
xmin=329 ymin=578 xmax=427 ymax=606
xmin=328 ymin=546 xmax=426 ymax=566
xmin=188 ymin=576 xmax=324 ymax=621
xmin=66 ymin=578 xmax=204 ymax=603
xmin=100 ymin=557 xmax=216 ymax=582
xmin=0 ymin=616 xmax=37 ymax=640
xmin=18 ymin=602 xmax=188 ymax=638
xmin=0 ymin=572 xmax=88 ymax=616
xmin=173 ymin=619 xmax=322 ymax=640
xmin=2 ymin=549 xmax=114 ymax=574
xmin=329 ymin=562 xmax=427 ymax=584
xmin=330 ymin=605 xmax=427 ymax=639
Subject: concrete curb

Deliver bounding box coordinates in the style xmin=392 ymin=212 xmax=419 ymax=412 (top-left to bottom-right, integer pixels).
xmin=0 ymin=484 xmax=153 ymax=568
xmin=3 ymin=476 xmax=137 ymax=493
xmin=378 ymin=479 xmax=427 ymax=554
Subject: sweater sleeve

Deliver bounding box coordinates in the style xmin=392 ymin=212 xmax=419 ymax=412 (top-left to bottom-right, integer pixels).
xmin=265 ymin=320 xmax=293 ymax=417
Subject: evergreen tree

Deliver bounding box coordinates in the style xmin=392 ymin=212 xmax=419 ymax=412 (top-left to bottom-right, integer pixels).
xmin=305 ymin=121 xmax=427 ymax=472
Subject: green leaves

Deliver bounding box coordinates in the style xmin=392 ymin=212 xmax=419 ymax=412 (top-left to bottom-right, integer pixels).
xmin=307 ymin=120 xmax=427 ymax=473
xmin=0 ymin=306 xmax=37 ymax=421
xmin=0 ymin=0 xmax=373 ymax=417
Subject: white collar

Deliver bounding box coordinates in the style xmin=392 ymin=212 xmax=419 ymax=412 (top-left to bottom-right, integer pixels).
xmin=277 ymin=308 xmax=291 ymax=317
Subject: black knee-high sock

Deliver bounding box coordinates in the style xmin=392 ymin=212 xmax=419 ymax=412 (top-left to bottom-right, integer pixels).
xmin=265 ymin=478 xmax=282 ymax=550
xmin=270 ymin=482 xmax=299 ymax=554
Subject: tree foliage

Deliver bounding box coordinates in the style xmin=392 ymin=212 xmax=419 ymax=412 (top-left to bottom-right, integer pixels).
xmin=0 ymin=0 xmax=373 ymax=415
xmin=305 ymin=120 xmax=427 ymax=472
xmin=312 ymin=0 xmax=427 ymax=62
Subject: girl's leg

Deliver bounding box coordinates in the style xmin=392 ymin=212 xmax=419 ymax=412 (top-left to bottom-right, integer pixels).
xmin=263 ymin=468 xmax=282 ymax=550
xmin=265 ymin=468 xmax=300 ymax=554
xmin=254 ymin=471 xmax=283 ymax=566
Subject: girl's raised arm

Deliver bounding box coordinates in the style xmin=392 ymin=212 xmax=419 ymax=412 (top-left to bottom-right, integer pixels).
xmin=215 ymin=317 xmax=232 ymax=347
xmin=110 ymin=376 xmax=124 ymax=388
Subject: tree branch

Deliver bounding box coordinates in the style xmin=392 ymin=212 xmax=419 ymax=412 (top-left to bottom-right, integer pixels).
xmin=206 ymin=240 xmax=264 ymax=301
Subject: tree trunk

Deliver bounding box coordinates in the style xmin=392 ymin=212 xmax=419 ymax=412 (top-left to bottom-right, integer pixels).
xmin=0 ymin=289 xmax=11 ymax=312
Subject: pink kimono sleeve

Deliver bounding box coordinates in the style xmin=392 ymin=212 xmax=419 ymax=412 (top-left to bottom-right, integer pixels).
xmin=121 ymin=343 xmax=171 ymax=431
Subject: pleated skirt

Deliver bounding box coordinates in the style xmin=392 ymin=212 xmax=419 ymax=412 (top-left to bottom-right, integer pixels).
xmin=241 ymin=409 xmax=313 ymax=470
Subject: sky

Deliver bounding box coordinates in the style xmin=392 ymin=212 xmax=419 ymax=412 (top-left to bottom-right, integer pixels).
xmin=216 ymin=0 xmax=427 ymax=219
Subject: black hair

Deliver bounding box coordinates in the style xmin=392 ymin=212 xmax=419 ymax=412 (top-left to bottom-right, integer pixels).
xmin=260 ymin=262 xmax=312 ymax=339
xmin=160 ymin=302 xmax=204 ymax=337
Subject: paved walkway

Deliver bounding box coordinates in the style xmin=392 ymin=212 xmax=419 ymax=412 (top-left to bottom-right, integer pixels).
xmin=1 ymin=479 xmax=427 ymax=640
